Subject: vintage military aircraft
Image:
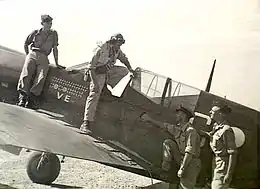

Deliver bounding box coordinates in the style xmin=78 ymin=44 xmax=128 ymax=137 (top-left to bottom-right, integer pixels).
xmin=0 ymin=45 xmax=259 ymax=188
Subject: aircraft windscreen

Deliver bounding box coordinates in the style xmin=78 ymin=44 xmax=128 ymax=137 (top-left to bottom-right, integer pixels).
xmin=131 ymin=67 xmax=201 ymax=111
xmin=163 ymin=80 xmax=201 ymax=111
xmin=131 ymin=68 xmax=167 ymax=104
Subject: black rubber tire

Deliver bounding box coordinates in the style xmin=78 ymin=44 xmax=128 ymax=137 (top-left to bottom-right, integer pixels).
xmin=26 ymin=152 xmax=61 ymax=184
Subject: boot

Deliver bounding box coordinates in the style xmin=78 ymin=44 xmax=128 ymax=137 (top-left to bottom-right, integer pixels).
xmin=79 ymin=120 xmax=92 ymax=135
xmin=26 ymin=93 xmax=39 ymax=110
xmin=17 ymin=92 xmax=28 ymax=107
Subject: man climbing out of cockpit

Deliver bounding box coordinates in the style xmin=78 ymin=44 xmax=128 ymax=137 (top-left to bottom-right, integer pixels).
xmin=80 ymin=33 xmax=135 ymax=135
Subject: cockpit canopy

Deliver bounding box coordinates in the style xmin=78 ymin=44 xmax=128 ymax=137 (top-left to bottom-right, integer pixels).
xmin=130 ymin=67 xmax=201 ymax=112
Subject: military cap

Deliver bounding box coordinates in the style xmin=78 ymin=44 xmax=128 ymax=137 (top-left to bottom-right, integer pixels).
xmin=212 ymin=101 xmax=232 ymax=114
xmin=176 ymin=105 xmax=194 ymax=119
xmin=41 ymin=14 xmax=53 ymax=23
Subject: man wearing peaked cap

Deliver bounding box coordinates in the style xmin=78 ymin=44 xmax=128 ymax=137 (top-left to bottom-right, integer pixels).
xmin=17 ymin=14 xmax=65 ymax=109
xmin=176 ymin=105 xmax=194 ymax=120
xmin=140 ymin=104 xmax=201 ymax=189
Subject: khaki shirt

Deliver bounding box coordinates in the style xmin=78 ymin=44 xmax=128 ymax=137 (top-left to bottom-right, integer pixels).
xmin=210 ymin=123 xmax=237 ymax=157
xmin=88 ymin=42 xmax=129 ymax=69
xmin=164 ymin=122 xmax=200 ymax=158
xmin=25 ymin=28 xmax=59 ymax=56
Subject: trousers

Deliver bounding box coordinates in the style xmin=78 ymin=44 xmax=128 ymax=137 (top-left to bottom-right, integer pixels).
xmin=163 ymin=139 xmax=201 ymax=189
xmin=211 ymin=156 xmax=231 ymax=189
xmin=84 ymin=65 xmax=129 ymax=121
xmin=17 ymin=51 xmax=49 ymax=96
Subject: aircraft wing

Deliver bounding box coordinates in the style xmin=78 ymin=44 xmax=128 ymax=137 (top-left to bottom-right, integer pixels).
xmin=0 ymin=102 xmax=144 ymax=171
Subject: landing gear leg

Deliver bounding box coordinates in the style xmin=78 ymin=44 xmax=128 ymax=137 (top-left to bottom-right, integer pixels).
xmin=61 ymin=156 xmax=65 ymax=163
xmin=26 ymin=152 xmax=61 ymax=184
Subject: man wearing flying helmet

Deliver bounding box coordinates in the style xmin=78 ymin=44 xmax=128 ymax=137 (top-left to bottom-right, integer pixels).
xmin=140 ymin=105 xmax=201 ymax=189
xmin=17 ymin=14 xmax=64 ymax=108
xmin=80 ymin=33 xmax=135 ymax=134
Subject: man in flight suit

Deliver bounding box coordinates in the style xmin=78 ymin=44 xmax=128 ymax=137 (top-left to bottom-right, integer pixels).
xmin=80 ymin=33 xmax=135 ymax=134
xmin=202 ymin=103 xmax=237 ymax=189
xmin=17 ymin=14 xmax=64 ymax=108
xmin=140 ymin=106 xmax=201 ymax=189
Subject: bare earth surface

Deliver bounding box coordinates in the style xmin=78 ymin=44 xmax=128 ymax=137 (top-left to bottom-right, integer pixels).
xmin=0 ymin=149 xmax=165 ymax=189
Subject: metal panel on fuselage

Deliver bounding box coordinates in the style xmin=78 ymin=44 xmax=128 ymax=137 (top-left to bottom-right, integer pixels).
xmin=42 ymin=66 xmax=89 ymax=107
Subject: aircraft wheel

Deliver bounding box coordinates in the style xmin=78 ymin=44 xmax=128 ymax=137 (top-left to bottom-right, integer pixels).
xmin=26 ymin=152 xmax=61 ymax=184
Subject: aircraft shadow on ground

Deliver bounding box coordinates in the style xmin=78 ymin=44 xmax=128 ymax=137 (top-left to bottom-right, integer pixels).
xmin=0 ymin=183 xmax=18 ymax=189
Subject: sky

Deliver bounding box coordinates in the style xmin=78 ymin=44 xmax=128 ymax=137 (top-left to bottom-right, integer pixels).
xmin=0 ymin=0 xmax=260 ymax=110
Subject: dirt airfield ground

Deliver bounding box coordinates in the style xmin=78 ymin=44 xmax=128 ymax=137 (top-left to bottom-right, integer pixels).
xmin=0 ymin=149 xmax=169 ymax=189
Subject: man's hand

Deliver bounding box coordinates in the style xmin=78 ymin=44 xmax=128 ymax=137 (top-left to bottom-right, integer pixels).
xmin=177 ymin=168 xmax=184 ymax=178
xmin=129 ymin=68 xmax=137 ymax=78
